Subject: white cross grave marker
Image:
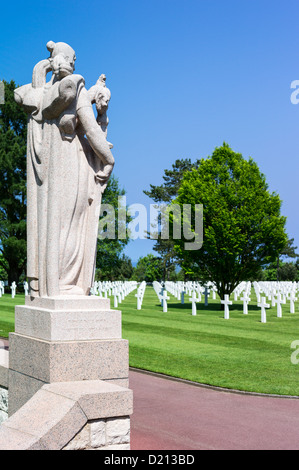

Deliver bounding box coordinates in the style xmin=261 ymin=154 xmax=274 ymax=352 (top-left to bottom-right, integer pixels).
xmin=24 ymin=281 xmax=29 ymax=296
xmin=135 ymin=292 xmax=143 ymax=310
xmin=221 ymin=295 xmax=232 ymax=320
xmin=240 ymin=292 xmax=250 ymax=315
xmin=159 ymin=288 xmax=165 ymax=307
xmin=11 ymin=282 xmax=16 ymax=299
xmin=189 ymin=291 xmax=200 ymax=316
xmin=288 ymin=292 xmax=297 ymax=314
xmin=113 ymin=292 xmax=118 ymax=308
xmin=274 ymin=293 xmax=284 ymax=318
xmin=271 ymin=291 xmax=276 ymax=308
xmin=212 ymin=286 xmax=217 ymax=300
xmin=161 ymin=291 xmax=170 ymax=313
xmin=258 ymin=297 xmax=270 ymax=323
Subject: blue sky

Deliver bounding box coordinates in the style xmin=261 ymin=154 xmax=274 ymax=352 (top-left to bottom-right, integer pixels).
xmin=1 ymin=0 xmax=299 ymax=263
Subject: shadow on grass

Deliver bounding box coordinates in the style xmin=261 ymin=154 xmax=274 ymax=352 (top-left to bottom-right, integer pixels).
xmin=169 ymin=301 xmax=262 ymax=311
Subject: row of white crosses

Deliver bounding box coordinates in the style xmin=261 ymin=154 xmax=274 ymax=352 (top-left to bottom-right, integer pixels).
xmin=0 ymin=281 xmax=28 ymax=297
xmin=165 ymin=281 xmax=186 ymax=304
xmin=153 ymin=281 xmax=163 ymax=301
xmin=164 ymin=281 xmax=184 ymax=302
xmin=165 ymin=281 xmax=216 ymax=315
xmin=111 ymin=281 xmax=137 ymax=308
xmin=223 ymin=281 xmax=299 ymax=323
xmin=90 ymin=280 xmax=138 ymax=308
xmin=165 ymin=280 xmax=220 ymax=315
xmin=135 ymin=281 xmax=146 ymax=310
xmin=221 ymin=282 xmax=252 ymax=319
xmin=155 ymin=280 xmax=299 ymax=323
xmin=254 ymin=281 xmax=299 ymax=322
xmin=0 ymin=281 xmax=16 ymax=298
xmin=0 ymin=280 xmax=30 ymax=297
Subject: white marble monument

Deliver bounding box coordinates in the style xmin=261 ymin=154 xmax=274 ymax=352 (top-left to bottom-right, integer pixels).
xmin=14 ymin=41 xmax=114 ymax=298
xmin=6 ymin=42 xmax=133 ymax=449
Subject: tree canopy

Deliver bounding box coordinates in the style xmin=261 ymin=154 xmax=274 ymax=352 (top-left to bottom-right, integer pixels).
xmin=96 ymin=175 xmax=132 ymax=280
xmin=174 ymin=143 xmax=288 ymax=298
xmin=132 ymin=254 xmax=164 ymax=283
xmin=144 ymin=158 xmax=199 ymax=203
xmin=0 ymin=80 xmax=27 ymax=284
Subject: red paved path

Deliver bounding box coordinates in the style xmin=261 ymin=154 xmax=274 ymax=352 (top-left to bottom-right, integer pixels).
xmin=2 ymin=338 xmax=299 ymax=450
xmin=129 ymin=369 xmax=299 ymax=450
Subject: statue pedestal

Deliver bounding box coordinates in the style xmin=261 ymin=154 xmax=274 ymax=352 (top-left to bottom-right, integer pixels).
xmin=8 ymin=296 xmax=130 ymax=416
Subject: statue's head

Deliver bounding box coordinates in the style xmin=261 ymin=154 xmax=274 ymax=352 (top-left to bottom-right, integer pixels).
xmin=47 ymin=41 xmax=76 ymax=80
xmin=93 ymin=75 xmax=111 ymax=115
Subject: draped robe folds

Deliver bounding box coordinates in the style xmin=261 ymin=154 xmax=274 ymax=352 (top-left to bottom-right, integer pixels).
xmin=15 ymin=72 xmax=104 ymax=297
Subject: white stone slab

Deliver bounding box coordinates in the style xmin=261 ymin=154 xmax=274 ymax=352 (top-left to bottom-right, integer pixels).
xmin=25 ymin=295 xmax=111 ymax=311
xmin=15 ymin=306 xmax=122 ymax=342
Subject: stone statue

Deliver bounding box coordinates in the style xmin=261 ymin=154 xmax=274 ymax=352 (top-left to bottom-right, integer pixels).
xmin=14 ymin=41 xmax=114 ymax=297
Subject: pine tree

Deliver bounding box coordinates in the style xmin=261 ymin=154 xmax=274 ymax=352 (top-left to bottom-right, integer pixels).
xmin=0 ymin=80 xmax=27 ymax=285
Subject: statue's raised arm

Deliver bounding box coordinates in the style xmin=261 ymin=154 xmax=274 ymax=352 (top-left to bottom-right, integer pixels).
xmin=15 ymin=41 xmax=114 ymax=297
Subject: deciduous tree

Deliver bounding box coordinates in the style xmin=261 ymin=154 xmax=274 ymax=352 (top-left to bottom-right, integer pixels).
xmin=174 ymin=143 xmax=288 ymax=299
xmin=96 ymin=175 xmax=132 ymax=280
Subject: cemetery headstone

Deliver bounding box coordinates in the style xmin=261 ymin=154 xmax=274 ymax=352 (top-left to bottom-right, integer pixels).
xmin=240 ymin=292 xmax=250 ymax=315
xmin=258 ymin=297 xmax=270 ymax=324
xmin=10 ymin=282 xmax=16 ymax=299
xmin=23 ymin=281 xmax=29 ymax=296
xmin=161 ymin=290 xmax=170 ymax=313
xmin=288 ymin=292 xmax=297 ymax=314
xmin=274 ymin=293 xmax=284 ymax=318
xmin=221 ymin=295 xmax=233 ymax=320
xmin=189 ymin=291 xmax=200 ymax=316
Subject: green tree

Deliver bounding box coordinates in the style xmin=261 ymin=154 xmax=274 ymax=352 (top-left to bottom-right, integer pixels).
xmin=132 ymin=254 xmax=164 ymax=283
xmin=144 ymin=158 xmax=199 ymax=203
xmin=263 ymin=261 xmax=283 ymax=281
xmin=152 ymin=238 xmax=177 ymax=281
xmin=277 ymin=262 xmax=298 ymax=281
xmin=116 ymin=255 xmax=134 ymax=280
xmin=95 ymin=254 xmax=134 ymax=281
xmin=276 ymin=238 xmax=298 ymax=281
xmin=0 ymin=80 xmax=27 ymax=284
xmin=174 ymin=143 xmax=288 ymax=299
xmin=96 ymin=175 xmax=132 ymax=280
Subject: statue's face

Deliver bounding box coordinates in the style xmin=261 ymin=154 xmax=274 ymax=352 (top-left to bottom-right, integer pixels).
xmin=95 ymin=89 xmax=111 ymax=114
xmin=52 ymin=52 xmax=75 ymax=80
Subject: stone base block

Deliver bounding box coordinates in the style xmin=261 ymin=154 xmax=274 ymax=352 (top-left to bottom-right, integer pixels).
xmin=9 ymin=333 xmax=129 ymax=383
xmin=8 ymin=296 xmax=130 ymax=417
xmin=15 ymin=306 xmax=122 ymax=342
xmin=25 ymin=295 xmax=111 ymax=311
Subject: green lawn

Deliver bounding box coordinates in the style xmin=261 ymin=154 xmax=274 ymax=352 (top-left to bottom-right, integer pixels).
xmin=1 ymin=288 xmax=299 ymax=396
xmin=0 ymin=294 xmax=22 ymax=338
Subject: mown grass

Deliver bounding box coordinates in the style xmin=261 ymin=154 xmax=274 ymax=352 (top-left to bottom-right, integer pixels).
xmin=0 ymin=294 xmax=21 ymax=338
xmin=1 ymin=288 xmax=299 ymax=395
xmin=119 ymin=287 xmax=299 ymax=396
